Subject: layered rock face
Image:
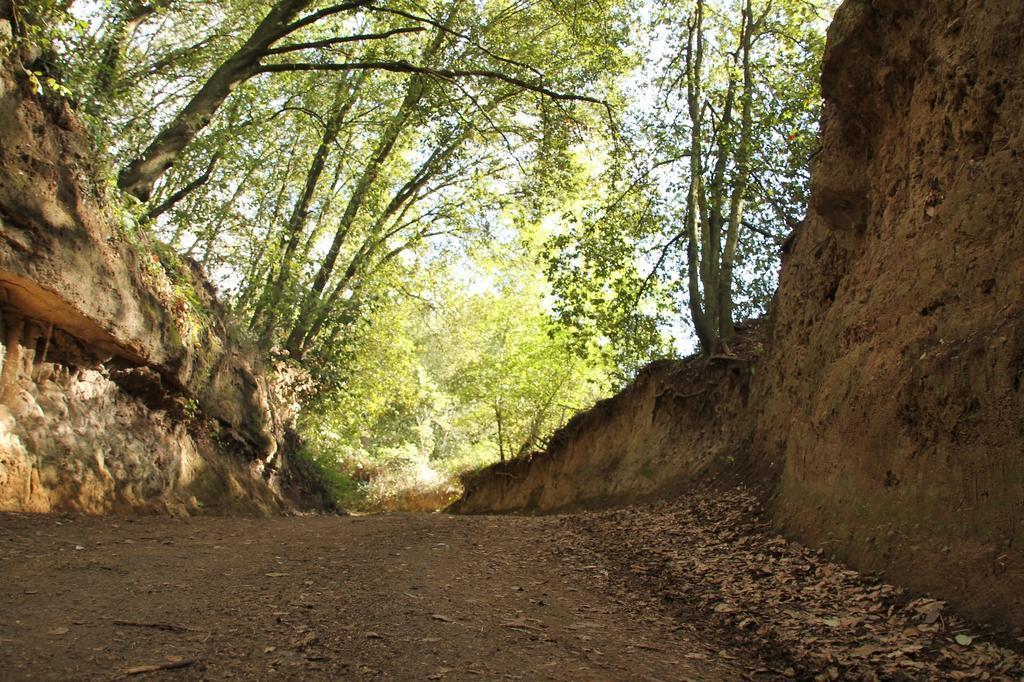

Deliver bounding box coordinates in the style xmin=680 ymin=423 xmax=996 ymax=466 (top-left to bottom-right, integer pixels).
xmin=0 ymin=59 xmax=325 ymax=514
xmin=754 ymin=0 xmax=1024 ymax=627
xmin=459 ymin=0 xmax=1024 ymax=628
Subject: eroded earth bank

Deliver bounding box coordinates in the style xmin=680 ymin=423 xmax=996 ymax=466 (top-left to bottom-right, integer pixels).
xmin=0 ymin=41 xmax=330 ymax=516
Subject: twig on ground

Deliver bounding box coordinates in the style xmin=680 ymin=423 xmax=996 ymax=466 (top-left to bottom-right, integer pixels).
xmin=117 ymin=659 xmax=195 ymax=677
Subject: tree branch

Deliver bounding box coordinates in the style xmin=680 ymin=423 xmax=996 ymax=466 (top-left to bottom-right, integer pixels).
xmin=364 ymin=4 xmax=545 ymax=78
xmin=279 ymin=0 xmax=375 ymax=37
xmin=633 ymin=228 xmax=687 ymax=311
xmin=257 ymin=60 xmax=608 ymax=108
xmin=263 ymin=26 xmax=426 ymax=55
xmin=144 ymin=151 xmax=222 ymax=222
xmin=741 ymin=220 xmax=784 ymax=244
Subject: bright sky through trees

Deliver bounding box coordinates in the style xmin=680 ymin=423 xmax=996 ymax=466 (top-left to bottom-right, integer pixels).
xmin=24 ymin=0 xmax=836 ymax=507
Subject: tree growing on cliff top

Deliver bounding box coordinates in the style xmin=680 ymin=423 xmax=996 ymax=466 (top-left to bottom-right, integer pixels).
xmin=545 ymin=0 xmax=832 ymax=354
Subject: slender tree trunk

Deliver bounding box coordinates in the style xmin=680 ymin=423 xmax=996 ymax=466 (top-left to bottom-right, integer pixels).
xmin=286 ymin=2 xmax=461 ymax=355
xmin=684 ymin=0 xmax=715 ymax=351
xmin=495 ymin=402 xmax=505 ymax=463
xmin=296 ymin=152 xmax=347 ymax=265
xmin=276 ymin=72 xmax=367 ymax=280
xmin=89 ymin=1 xmax=164 ymax=114
xmin=718 ymin=0 xmax=757 ymax=343
xmin=706 ymin=69 xmax=737 ymax=339
xmin=294 ymin=123 xmax=472 ymax=354
xmin=301 ymin=217 xmax=428 ymax=354
xmin=252 ymin=72 xmax=366 ymax=343
xmin=117 ymin=0 xmax=319 ymax=200
xmin=690 ymin=0 xmax=717 ymax=340
xmin=283 ymin=76 xmax=424 ymax=354
xmin=143 ymin=150 xmax=221 ymax=223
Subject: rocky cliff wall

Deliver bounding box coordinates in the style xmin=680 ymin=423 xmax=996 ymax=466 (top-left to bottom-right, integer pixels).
xmin=457 ymin=0 xmax=1024 ymax=629
xmin=753 ymin=0 xmax=1024 ymax=628
xmin=0 ymin=54 xmax=328 ymax=515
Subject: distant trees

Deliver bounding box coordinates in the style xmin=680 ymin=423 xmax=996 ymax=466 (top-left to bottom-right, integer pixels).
xmin=433 ymin=264 xmax=603 ymax=463
xmin=298 ymin=234 xmax=613 ymax=476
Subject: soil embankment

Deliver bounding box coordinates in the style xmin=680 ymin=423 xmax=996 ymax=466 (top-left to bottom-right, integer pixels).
xmin=458 ymin=0 xmax=1024 ymax=630
xmin=755 ymin=0 xmax=1024 ymax=630
xmin=0 ymin=56 xmax=327 ymax=515
xmin=455 ymin=348 xmax=760 ymax=514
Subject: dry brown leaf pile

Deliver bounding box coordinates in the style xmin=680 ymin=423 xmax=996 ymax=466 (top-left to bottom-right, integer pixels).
xmin=555 ymin=487 xmax=1023 ymax=681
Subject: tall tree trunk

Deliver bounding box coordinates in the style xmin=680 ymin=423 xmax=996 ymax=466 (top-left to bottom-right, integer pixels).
xmin=718 ymin=0 xmax=757 ymax=344
xmin=275 ymin=72 xmax=368 ymax=281
xmin=294 ymin=104 xmax=481 ymax=355
xmin=286 ymin=2 xmax=462 ymax=356
xmin=252 ymin=72 xmax=367 ymax=344
xmin=684 ymin=0 xmax=715 ymax=351
xmin=283 ymin=74 xmax=425 ymax=354
xmin=691 ymin=0 xmax=717 ymax=343
xmin=117 ymin=0 xmax=319 ymax=200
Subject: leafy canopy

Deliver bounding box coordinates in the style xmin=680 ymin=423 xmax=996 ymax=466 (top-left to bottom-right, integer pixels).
xmin=8 ymin=0 xmax=835 ymax=506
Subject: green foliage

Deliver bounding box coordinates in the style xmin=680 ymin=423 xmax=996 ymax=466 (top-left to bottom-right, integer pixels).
xmin=182 ymin=397 xmax=200 ymax=420
xmin=294 ymin=227 xmax=614 ymax=509
xmin=118 ymin=225 xmax=213 ymax=347
xmin=293 ymin=443 xmax=369 ymax=510
xmin=543 ymin=171 xmax=679 ymax=378
xmin=545 ymin=0 xmax=837 ymax=353
xmin=24 ymin=68 xmax=71 ymax=96
xmin=18 ymin=0 xmax=837 ymax=506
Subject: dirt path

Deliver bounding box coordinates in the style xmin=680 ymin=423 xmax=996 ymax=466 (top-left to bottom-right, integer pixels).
xmin=0 ymin=512 xmax=747 ymax=681
xmin=2 ymin=492 xmax=1022 ymax=681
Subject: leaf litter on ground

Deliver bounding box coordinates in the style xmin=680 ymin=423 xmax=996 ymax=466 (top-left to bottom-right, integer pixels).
xmin=553 ymin=486 xmax=1024 ymax=681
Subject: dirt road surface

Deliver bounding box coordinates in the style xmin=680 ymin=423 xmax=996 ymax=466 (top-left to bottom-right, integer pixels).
xmin=2 ymin=491 xmax=1021 ymax=681
xmin=0 ymin=512 xmax=746 ymax=681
